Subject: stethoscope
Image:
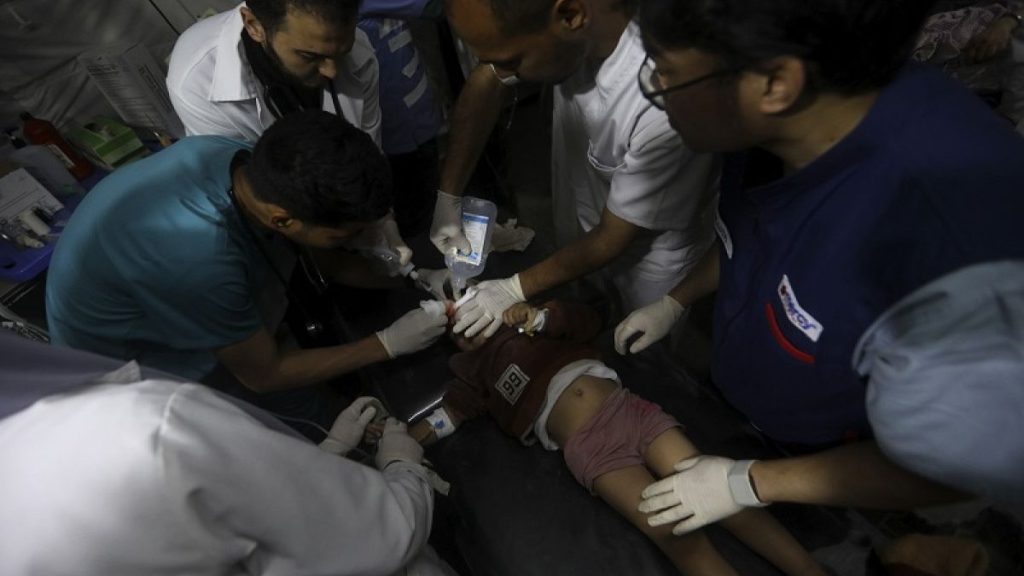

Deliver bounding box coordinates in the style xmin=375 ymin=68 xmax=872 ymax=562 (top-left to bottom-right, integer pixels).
xmin=249 ymin=76 xmax=344 ymax=338
xmin=263 ymin=77 xmax=343 ymax=120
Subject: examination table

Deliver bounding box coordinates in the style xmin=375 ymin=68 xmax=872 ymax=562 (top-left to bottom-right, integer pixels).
xmin=332 ymin=241 xmax=855 ymax=576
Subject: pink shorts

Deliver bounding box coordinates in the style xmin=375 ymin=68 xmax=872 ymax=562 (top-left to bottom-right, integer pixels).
xmin=562 ymin=387 xmax=681 ymax=493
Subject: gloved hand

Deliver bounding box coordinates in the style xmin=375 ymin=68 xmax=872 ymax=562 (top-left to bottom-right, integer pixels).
xmin=452 ymin=274 xmax=525 ymax=338
xmin=376 ymin=307 xmax=447 ymax=358
xmin=412 ymin=268 xmax=451 ymax=300
xmin=429 ymin=190 xmax=471 ymax=256
xmin=614 ymin=295 xmax=686 ymax=355
xmin=375 ymin=418 xmax=424 ymax=469
xmin=378 ymin=212 xmax=413 ymax=268
xmin=319 ymin=396 xmax=380 ymax=455
xmin=638 ymin=456 xmax=765 ymax=535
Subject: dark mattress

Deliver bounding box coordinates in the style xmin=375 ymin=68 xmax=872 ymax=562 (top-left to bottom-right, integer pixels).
xmin=334 ymin=243 xmax=854 ymax=576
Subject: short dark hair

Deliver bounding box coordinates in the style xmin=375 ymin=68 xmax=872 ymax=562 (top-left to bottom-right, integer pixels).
xmin=639 ymin=0 xmax=937 ymax=93
xmin=484 ymin=0 xmax=637 ymax=35
xmin=245 ymin=0 xmax=359 ymax=35
xmin=249 ymin=110 xmax=392 ymax=227
xmin=485 ymin=0 xmax=553 ymax=35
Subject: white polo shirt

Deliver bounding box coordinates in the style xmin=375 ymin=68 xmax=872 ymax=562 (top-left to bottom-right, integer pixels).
xmin=167 ymin=3 xmax=381 ymax=144
xmin=551 ymin=20 xmax=720 ymax=311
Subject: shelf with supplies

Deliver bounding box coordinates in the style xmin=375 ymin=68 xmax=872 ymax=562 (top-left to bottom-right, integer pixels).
xmin=0 ymin=167 xmax=107 ymax=283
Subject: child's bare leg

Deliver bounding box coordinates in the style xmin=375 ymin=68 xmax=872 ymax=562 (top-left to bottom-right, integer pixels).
xmin=592 ymin=465 xmax=738 ymax=576
xmin=552 ymin=384 xmax=735 ymax=575
xmin=718 ymin=511 xmax=826 ymax=576
xmin=644 ymin=431 xmax=825 ymax=576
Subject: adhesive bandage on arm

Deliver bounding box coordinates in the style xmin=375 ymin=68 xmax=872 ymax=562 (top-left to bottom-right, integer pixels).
xmin=424 ymin=407 xmax=456 ymax=440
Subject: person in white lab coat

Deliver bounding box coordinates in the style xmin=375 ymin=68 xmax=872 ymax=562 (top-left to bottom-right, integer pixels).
xmin=0 ymin=331 xmax=456 ymax=576
xmin=167 ymin=0 xmax=413 ymax=287
xmin=167 ymin=0 xmax=381 ymax=144
xmin=435 ymin=0 xmax=720 ymax=339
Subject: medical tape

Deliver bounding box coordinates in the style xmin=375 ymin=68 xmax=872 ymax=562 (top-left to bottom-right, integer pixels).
xmin=424 ymin=407 xmax=456 ymax=440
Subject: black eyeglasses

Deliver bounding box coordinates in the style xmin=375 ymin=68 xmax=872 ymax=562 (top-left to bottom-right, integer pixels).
xmin=637 ymin=55 xmax=737 ymax=110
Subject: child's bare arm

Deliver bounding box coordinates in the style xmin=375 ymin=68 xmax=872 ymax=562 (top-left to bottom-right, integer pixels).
xmin=395 ymin=401 xmax=467 ymax=447
xmin=407 ymin=419 xmax=439 ymax=446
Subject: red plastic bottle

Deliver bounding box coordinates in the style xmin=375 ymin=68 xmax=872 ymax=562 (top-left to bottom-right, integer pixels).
xmin=19 ymin=112 xmax=94 ymax=181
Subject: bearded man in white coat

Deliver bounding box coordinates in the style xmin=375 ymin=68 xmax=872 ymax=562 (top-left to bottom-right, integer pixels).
xmin=168 ymin=0 xmax=380 ymax=143
xmin=167 ymin=0 xmax=413 ymax=267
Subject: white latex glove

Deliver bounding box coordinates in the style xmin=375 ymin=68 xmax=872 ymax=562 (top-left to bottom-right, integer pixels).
xmin=318 ymin=396 xmax=379 ymax=455
xmin=638 ymin=456 xmax=765 ymax=535
xmin=614 ymin=295 xmax=686 ymax=355
xmin=430 ymin=190 xmax=471 ymax=256
xmin=375 ymin=418 xmax=424 ymax=469
xmin=378 ymin=212 xmax=413 ymax=267
xmin=376 ymin=307 xmax=447 ymax=358
xmin=452 ymin=274 xmax=525 ymax=338
xmin=412 ymin=268 xmax=451 ymax=300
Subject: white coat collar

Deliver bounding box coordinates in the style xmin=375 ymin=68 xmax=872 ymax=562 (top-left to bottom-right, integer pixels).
xmin=593 ymin=20 xmax=644 ymax=97
xmin=211 ymin=3 xmax=260 ymax=102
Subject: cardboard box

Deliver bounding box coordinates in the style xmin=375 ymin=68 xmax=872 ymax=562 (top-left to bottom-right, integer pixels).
xmin=67 ymin=117 xmax=149 ymax=170
xmin=0 ymin=164 xmax=64 ymax=241
xmin=0 ymin=163 xmax=68 ymax=282
xmin=78 ymin=43 xmax=185 ymax=138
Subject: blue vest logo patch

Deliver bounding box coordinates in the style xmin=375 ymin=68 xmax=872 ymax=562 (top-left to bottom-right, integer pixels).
xmin=777 ymin=275 xmax=823 ymax=342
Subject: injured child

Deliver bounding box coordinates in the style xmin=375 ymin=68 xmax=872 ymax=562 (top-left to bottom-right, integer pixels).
xmin=392 ymin=299 xmax=827 ymax=576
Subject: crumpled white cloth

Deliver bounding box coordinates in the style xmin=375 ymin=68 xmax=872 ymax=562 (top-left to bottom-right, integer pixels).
xmin=914 ymin=5 xmax=1007 ymax=63
xmin=489 ymin=219 xmax=535 ymax=253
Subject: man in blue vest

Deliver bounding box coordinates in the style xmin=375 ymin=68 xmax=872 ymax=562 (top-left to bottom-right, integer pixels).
xmin=614 ymin=0 xmax=1024 ymax=532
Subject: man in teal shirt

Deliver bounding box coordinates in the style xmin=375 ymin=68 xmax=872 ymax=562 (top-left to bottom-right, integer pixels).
xmin=47 ymin=111 xmax=446 ymax=422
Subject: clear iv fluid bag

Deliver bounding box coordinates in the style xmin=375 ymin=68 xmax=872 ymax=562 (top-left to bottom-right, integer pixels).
xmin=445 ymin=196 xmax=497 ymax=293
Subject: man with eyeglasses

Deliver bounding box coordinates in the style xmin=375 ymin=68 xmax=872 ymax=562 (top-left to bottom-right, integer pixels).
xmin=616 ymin=0 xmax=1024 ymax=536
xmin=434 ymin=0 xmax=720 ymax=339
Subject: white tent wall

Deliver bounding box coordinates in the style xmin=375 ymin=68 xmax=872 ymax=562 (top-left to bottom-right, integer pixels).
xmin=0 ymin=0 xmax=237 ymax=134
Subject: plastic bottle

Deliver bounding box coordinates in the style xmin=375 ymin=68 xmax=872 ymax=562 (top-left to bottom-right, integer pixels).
xmin=19 ymin=112 xmax=94 ymax=181
xmin=9 ymin=145 xmax=84 ymax=198
xmin=444 ymin=196 xmax=497 ymax=297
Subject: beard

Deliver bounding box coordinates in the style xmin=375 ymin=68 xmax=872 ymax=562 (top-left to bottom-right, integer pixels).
xmin=262 ymin=39 xmax=322 ymax=88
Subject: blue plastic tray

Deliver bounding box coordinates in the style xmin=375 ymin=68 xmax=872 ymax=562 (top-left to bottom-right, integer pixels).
xmin=0 ymin=170 xmax=107 ymax=283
